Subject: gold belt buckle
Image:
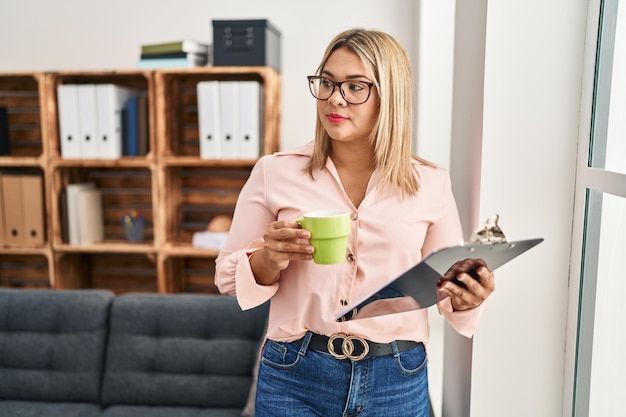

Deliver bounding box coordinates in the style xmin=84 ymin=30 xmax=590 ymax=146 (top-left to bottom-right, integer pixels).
xmin=327 ymin=333 xmax=370 ymax=361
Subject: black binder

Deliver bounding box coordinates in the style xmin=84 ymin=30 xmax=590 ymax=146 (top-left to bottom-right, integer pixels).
xmin=0 ymin=107 xmax=11 ymax=155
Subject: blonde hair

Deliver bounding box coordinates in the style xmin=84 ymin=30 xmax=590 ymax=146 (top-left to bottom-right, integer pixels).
xmin=305 ymin=28 xmax=434 ymax=197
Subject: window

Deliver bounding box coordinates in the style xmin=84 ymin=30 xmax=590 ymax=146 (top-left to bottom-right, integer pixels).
xmin=567 ymin=0 xmax=626 ymax=415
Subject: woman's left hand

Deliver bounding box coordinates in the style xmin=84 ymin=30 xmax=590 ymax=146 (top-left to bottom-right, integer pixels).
xmin=437 ymin=258 xmax=495 ymax=311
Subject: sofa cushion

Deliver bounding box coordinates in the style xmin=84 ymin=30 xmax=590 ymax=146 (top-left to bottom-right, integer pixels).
xmin=100 ymin=405 xmax=243 ymax=417
xmin=0 ymin=289 xmax=114 ymax=403
xmin=0 ymin=400 xmax=102 ymax=417
xmin=102 ymin=293 xmax=268 ymax=409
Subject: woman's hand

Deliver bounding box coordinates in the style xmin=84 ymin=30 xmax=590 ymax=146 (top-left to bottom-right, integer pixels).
xmin=437 ymin=258 xmax=495 ymax=311
xmin=250 ymin=220 xmax=314 ymax=285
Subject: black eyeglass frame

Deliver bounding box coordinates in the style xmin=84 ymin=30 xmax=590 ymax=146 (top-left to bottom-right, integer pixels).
xmin=307 ymin=75 xmax=375 ymax=105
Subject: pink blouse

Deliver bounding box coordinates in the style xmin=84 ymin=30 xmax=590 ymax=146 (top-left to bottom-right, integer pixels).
xmin=215 ymin=143 xmax=484 ymax=344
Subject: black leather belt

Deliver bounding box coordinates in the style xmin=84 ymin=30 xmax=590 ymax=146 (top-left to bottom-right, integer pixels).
xmin=308 ymin=332 xmax=422 ymax=361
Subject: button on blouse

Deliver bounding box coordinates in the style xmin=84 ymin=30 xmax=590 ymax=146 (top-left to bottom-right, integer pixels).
xmin=215 ymin=143 xmax=485 ymax=344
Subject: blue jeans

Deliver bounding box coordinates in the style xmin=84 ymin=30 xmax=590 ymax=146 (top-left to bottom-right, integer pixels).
xmin=255 ymin=332 xmax=430 ymax=417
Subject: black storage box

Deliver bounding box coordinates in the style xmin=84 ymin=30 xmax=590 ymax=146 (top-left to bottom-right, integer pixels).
xmin=212 ymin=19 xmax=281 ymax=72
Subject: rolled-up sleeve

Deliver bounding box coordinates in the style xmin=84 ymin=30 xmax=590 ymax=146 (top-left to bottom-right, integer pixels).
xmin=420 ymin=169 xmax=485 ymax=338
xmin=438 ymin=298 xmax=486 ymax=338
xmin=215 ymin=150 xmax=490 ymax=343
xmin=215 ymin=157 xmax=279 ymax=310
xmin=421 ymin=169 xmax=463 ymax=257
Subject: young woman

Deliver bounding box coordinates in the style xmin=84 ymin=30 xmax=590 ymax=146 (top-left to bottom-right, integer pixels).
xmin=215 ymin=28 xmax=495 ymax=417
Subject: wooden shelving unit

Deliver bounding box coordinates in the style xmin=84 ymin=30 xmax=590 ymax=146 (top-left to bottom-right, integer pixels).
xmin=0 ymin=73 xmax=52 ymax=289
xmin=0 ymin=66 xmax=280 ymax=294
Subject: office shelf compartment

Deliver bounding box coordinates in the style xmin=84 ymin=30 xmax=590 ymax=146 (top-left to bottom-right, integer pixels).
xmin=87 ymin=252 xmax=158 ymax=293
xmin=45 ymin=70 xmax=155 ymax=160
xmin=0 ymin=253 xmax=52 ymax=288
xmin=162 ymin=255 xmax=219 ymax=294
xmin=55 ymin=252 xmax=157 ymax=293
xmin=160 ymin=164 xmax=251 ymax=245
xmin=52 ymin=165 xmax=155 ymax=246
xmin=155 ymin=66 xmax=280 ymax=159
xmin=0 ymin=73 xmax=46 ymax=160
xmin=0 ymin=167 xmax=49 ymax=249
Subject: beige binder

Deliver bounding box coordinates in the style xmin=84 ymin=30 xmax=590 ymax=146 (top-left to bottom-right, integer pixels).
xmin=21 ymin=175 xmax=45 ymax=246
xmin=0 ymin=175 xmax=5 ymax=245
xmin=1 ymin=175 xmax=24 ymax=245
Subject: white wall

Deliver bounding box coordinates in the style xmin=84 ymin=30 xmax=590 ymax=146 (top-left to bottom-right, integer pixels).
xmin=415 ymin=3 xmax=457 ymax=412
xmin=471 ymin=0 xmax=586 ymax=415
xmin=415 ymin=1 xmax=456 ymax=169
xmin=0 ymin=0 xmax=416 ymax=152
xmin=0 ymin=1 xmax=588 ymax=415
xmin=417 ymin=3 xmax=585 ymax=415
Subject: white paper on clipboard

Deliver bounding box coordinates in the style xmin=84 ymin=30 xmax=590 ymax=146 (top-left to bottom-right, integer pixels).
xmin=334 ymin=238 xmax=544 ymax=321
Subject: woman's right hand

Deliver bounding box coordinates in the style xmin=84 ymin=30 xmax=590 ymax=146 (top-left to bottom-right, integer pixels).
xmin=250 ymin=220 xmax=314 ymax=285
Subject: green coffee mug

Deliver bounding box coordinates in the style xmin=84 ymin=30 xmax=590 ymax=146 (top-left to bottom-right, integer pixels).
xmin=296 ymin=210 xmax=351 ymax=264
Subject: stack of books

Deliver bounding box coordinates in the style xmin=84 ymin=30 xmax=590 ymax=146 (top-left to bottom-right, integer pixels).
xmin=138 ymin=40 xmax=211 ymax=69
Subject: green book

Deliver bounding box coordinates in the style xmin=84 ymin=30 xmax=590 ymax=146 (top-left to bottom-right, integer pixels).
xmin=141 ymin=40 xmax=209 ymax=55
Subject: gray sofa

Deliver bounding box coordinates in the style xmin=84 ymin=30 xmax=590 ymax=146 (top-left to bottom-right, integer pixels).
xmin=0 ymin=288 xmax=267 ymax=417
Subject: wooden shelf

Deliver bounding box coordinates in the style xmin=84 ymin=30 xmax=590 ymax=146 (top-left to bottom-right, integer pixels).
xmin=50 ymin=157 xmax=155 ymax=168
xmin=0 ymin=156 xmax=45 ymax=167
xmin=0 ymin=67 xmax=280 ymax=293
xmin=159 ymin=156 xmax=258 ymax=167
xmin=0 ymin=252 xmax=53 ymax=289
xmin=0 ymin=246 xmax=51 ymax=256
xmin=162 ymin=243 xmax=219 ymax=258
xmin=53 ymin=242 xmax=156 ymax=254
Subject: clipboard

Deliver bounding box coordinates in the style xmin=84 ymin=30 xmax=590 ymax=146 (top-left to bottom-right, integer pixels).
xmin=334 ymin=238 xmax=544 ymax=321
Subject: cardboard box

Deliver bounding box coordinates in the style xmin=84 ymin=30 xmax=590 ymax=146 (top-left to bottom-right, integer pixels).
xmin=212 ymin=19 xmax=281 ymax=72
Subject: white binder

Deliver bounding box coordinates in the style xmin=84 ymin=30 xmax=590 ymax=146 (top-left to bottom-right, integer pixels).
xmin=75 ymin=188 xmax=104 ymax=244
xmin=57 ymin=84 xmax=82 ymax=159
xmin=197 ymin=81 xmax=222 ymax=159
xmin=238 ymin=80 xmax=262 ymax=159
xmin=219 ymin=81 xmax=240 ymax=159
xmin=77 ymin=84 xmax=99 ymax=158
xmin=96 ymin=84 xmax=132 ymax=159
xmin=66 ymin=182 xmax=95 ymax=245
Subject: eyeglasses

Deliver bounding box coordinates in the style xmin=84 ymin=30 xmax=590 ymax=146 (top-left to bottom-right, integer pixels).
xmin=307 ymin=76 xmax=375 ymax=105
